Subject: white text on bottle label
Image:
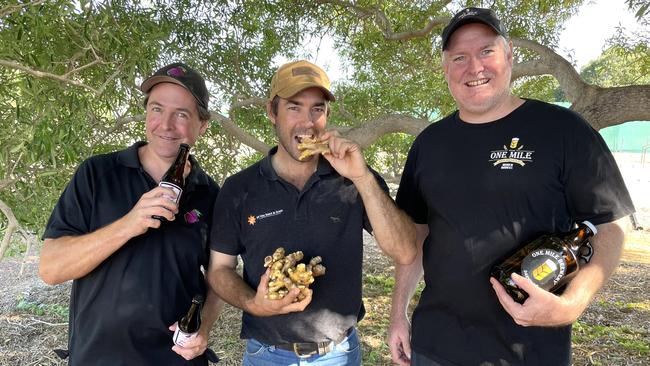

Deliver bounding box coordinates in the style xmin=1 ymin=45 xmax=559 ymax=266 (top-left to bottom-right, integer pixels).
xmin=521 ymin=248 xmax=566 ymax=289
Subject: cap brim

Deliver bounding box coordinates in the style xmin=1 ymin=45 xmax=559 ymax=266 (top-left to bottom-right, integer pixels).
xmin=443 ymin=18 xmax=503 ymax=49
xmin=140 ymin=76 xmax=187 ymax=93
xmin=275 ymin=82 xmax=336 ymax=102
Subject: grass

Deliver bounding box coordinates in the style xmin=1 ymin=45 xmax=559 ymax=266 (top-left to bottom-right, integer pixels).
xmin=14 ymin=297 xmax=68 ymax=320
xmin=574 ymin=321 xmax=649 ymax=356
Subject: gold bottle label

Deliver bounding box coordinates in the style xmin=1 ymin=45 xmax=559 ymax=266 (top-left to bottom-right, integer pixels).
xmin=521 ymin=248 xmax=567 ymax=289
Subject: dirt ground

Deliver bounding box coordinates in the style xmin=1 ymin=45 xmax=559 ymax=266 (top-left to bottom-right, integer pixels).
xmin=0 ymin=228 xmax=648 ymax=366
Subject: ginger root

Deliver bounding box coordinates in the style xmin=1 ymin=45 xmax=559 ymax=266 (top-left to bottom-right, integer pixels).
xmin=297 ymin=136 xmax=329 ymax=161
xmin=263 ymin=247 xmax=326 ymax=302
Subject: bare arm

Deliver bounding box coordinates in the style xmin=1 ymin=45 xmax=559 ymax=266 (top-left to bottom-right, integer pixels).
xmin=352 ymin=172 xmax=416 ymax=265
xmin=388 ymin=224 xmax=428 ymax=365
xmin=207 ymin=250 xmax=311 ymax=317
xmin=39 ymin=186 xmax=179 ymax=285
xmin=490 ymin=218 xmax=628 ymax=326
xmin=198 ymin=284 xmax=224 ymax=339
xmin=322 ymin=131 xmax=416 ymax=264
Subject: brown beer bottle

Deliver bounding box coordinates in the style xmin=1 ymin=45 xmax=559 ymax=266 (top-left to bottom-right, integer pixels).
xmin=173 ymin=294 xmax=203 ymax=346
xmin=154 ymin=143 xmax=190 ymax=221
xmin=490 ymin=221 xmax=597 ymax=304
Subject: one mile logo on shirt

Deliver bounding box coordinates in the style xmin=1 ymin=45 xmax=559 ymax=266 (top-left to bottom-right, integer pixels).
xmin=488 ymin=137 xmax=535 ymax=170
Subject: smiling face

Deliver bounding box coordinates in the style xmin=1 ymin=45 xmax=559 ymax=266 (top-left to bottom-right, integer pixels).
xmin=267 ymin=87 xmax=328 ymax=163
xmin=144 ymin=82 xmax=208 ymax=160
xmin=443 ymin=22 xmax=514 ymax=121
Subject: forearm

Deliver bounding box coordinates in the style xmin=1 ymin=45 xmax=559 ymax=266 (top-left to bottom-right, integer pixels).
xmin=198 ymin=285 xmax=224 ymax=336
xmin=390 ymin=224 xmax=427 ymax=319
xmin=39 ymin=217 xmax=134 ymax=285
xmin=208 ymin=266 xmax=258 ymax=314
xmin=352 ymin=172 xmax=416 ymax=264
xmin=562 ymin=218 xmax=628 ymax=312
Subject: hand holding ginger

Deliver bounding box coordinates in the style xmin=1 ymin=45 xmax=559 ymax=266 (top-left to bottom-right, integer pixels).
xmin=263 ymin=247 xmax=326 ymax=302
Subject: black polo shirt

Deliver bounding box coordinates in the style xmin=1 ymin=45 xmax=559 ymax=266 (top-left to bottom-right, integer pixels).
xmin=43 ymin=141 xmax=219 ymax=366
xmin=210 ymin=147 xmax=388 ymax=344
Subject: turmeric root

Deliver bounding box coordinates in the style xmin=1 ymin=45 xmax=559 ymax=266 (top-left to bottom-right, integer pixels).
xmin=263 ymin=247 xmax=326 ymax=302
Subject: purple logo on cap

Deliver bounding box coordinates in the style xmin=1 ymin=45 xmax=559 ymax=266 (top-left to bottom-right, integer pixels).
xmin=167 ymin=66 xmax=187 ymax=77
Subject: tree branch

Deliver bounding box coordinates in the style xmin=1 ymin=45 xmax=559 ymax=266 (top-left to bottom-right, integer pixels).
xmin=0 ymin=198 xmax=19 ymax=260
xmin=345 ymin=114 xmax=430 ymax=148
xmin=0 ymin=0 xmax=45 ymax=18
xmin=317 ymin=0 xmax=450 ymax=40
xmin=511 ymin=38 xmax=587 ymax=101
xmin=0 ymin=59 xmax=101 ymax=95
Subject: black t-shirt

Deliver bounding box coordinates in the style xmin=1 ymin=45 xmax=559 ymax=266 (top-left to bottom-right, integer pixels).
xmin=43 ymin=142 xmax=219 ymax=366
xmin=396 ymin=100 xmax=634 ymax=366
xmin=210 ymin=147 xmax=388 ymax=344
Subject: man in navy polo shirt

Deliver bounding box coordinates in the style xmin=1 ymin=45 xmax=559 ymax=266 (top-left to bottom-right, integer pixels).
xmin=40 ymin=63 xmax=223 ymax=365
xmin=207 ymin=60 xmax=417 ymax=365
xmin=387 ymin=7 xmax=634 ymax=366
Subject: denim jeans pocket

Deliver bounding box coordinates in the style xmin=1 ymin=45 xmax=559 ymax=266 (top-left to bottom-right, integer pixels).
xmin=244 ymin=339 xmax=267 ymax=357
xmin=334 ymin=329 xmax=360 ymax=355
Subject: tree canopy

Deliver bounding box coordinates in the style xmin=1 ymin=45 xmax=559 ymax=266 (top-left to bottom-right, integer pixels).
xmin=1 ymin=0 xmax=649 ymax=257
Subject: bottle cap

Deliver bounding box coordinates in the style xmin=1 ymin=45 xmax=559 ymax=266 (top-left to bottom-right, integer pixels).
xmin=191 ymin=294 xmax=204 ymax=304
xmin=581 ymin=221 xmax=597 ymax=235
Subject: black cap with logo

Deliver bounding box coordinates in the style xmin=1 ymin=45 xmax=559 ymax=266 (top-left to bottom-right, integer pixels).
xmin=140 ymin=62 xmax=209 ymax=110
xmin=441 ymin=7 xmax=508 ymax=50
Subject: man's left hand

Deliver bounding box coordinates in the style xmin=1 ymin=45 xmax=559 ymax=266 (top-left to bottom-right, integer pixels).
xmin=320 ymin=131 xmax=370 ymax=181
xmin=489 ymin=273 xmax=584 ymax=327
xmin=168 ymin=322 xmax=209 ymax=361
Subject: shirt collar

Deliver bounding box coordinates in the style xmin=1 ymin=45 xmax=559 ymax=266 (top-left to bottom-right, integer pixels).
xmin=259 ymin=146 xmax=334 ymax=181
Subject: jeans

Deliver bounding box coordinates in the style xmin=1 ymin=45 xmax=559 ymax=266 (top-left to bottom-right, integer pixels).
xmin=242 ymin=328 xmax=361 ymax=366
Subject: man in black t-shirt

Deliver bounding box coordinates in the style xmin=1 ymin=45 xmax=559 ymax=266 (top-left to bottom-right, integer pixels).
xmin=207 ymin=60 xmax=417 ymax=365
xmin=387 ymin=8 xmax=635 ymax=366
xmin=40 ymin=63 xmax=223 ymax=366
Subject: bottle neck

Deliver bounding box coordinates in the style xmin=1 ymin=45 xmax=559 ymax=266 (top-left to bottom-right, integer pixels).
xmin=565 ymin=223 xmax=595 ymax=249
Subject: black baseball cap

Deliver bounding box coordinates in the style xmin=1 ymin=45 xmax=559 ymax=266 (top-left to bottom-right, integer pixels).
xmin=140 ymin=62 xmax=209 ymax=110
xmin=441 ymin=7 xmax=507 ymax=50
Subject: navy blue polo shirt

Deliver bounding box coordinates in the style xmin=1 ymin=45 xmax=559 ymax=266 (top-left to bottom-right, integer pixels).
xmin=43 ymin=141 xmax=219 ymax=366
xmin=210 ymin=147 xmax=388 ymax=344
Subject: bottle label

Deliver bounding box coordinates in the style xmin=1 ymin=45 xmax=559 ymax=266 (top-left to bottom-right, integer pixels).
xmin=172 ymin=326 xmax=197 ymax=347
xmin=159 ymin=182 xmax=182 ymax=204
xmin=521 ymin=248 xmax=567 ymax=289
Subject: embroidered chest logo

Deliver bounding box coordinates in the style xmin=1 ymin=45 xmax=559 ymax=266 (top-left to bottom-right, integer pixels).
xmin=488 ymin=137 xmax=535 ymax=170
xmin=184 ymin=209 xmax=202 ymax=224
xmin=247 ymin=209 xmax=284 ymax=226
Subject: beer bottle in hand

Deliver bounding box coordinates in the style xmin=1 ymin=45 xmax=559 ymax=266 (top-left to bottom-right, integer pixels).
xmin=154 ymin=143 xmax=190 ymax=221
xmin=490 ymin=221 xmax=597 ymax=304
xmin=173 ymin=294 xmax=203 ymax=347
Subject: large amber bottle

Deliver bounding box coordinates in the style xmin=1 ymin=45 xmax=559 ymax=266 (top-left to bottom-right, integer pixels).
xmin=173 ymin=294 xmax=203 ymax=346
xmin=490 ymin=221 xmax=597 ymax=304
xmin=154 ymin=143 xmax=190 ymax=221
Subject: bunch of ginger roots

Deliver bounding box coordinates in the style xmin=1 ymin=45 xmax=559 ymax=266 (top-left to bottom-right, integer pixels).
xmin=263 ymin=247 xmax=326 ymax=301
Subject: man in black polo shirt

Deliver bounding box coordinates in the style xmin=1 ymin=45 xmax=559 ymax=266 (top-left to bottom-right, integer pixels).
xmin=207 ymin=60 xmax=417 ymax=365
xmin=40 ymin=63 xmax=223 ymax=366
xmin=387 ymin=8 xmax=635 ymax=366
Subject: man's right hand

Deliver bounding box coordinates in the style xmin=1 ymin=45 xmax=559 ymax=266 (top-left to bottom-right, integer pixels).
xmin=121 ymin=186 xmax=179 ymax=237
xmin=387 ymin=314 xmax=412 ymax=366
xmin=246 ymin=269 xmax=312 ymax=317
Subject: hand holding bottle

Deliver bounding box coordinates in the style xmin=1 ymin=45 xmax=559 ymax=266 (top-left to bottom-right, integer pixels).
xmin=168 ymin=322 xmax=209 ymax=361
xmin=490 ymin=273 xmax=583 ymax=327
xmin=119 ymin=186 xmax=179 ymax=237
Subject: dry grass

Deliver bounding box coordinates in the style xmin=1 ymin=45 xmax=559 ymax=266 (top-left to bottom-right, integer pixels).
xmin=0 ymin=231 xmax=648 ymax=365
